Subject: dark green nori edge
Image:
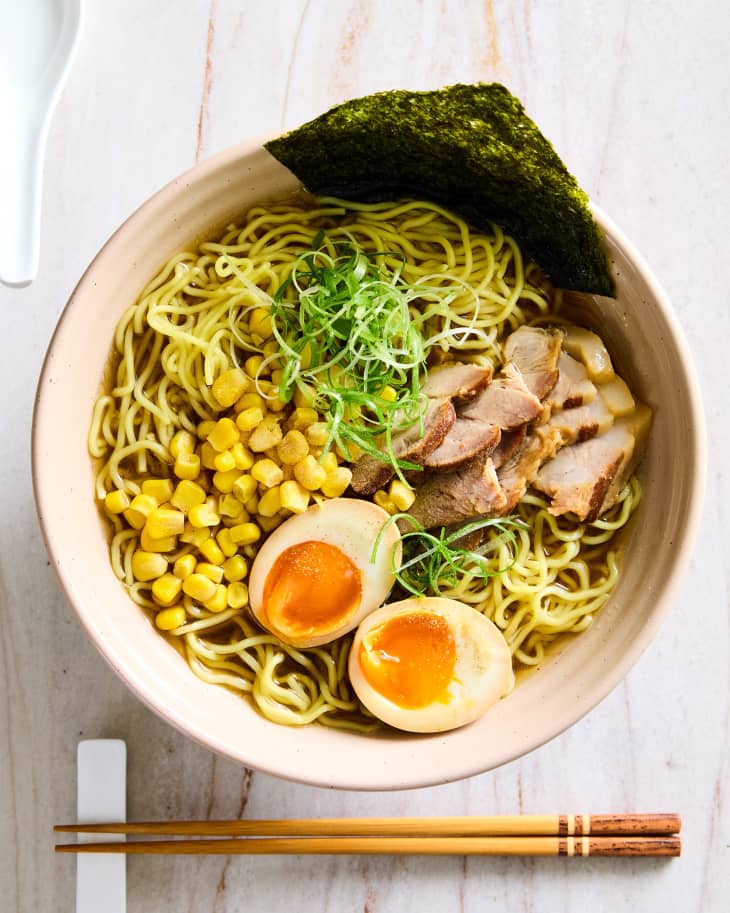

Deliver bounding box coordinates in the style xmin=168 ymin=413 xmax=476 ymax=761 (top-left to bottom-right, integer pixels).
xmin=265 ymin=83 xmax=615 ymax=297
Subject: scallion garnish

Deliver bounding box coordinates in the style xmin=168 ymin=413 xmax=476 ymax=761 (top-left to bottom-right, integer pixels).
xmin=264 ymin=236 xmax=484 ymax=472
xmin=373 ymin=513 xmax=525 ymax=596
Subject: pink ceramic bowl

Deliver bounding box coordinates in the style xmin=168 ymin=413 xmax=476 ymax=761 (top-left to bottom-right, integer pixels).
xmin=32 ymin=139 xmax=705 ymax=790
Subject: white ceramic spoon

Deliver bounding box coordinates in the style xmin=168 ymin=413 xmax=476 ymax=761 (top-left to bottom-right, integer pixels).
xmin=0 ymin=0 xmax=82 ymax=287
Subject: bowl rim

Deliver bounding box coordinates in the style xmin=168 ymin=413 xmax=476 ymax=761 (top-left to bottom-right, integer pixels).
xmin=32 ymin=137 xmax=707 ymax=789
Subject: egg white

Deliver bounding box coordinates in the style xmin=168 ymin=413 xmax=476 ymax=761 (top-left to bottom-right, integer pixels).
xmin=348 ymin=596 xmax=515 ymax=733
xmin=248 ymin=497 xmax=401 ymax=648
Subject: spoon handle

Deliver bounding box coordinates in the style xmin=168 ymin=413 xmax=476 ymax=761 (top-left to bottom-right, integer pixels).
xmin=0 ymin=116 xmax=45 ymax=287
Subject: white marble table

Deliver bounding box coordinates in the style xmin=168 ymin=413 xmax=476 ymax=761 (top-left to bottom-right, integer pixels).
xmin=2 ymin=2 xmax=728 ymax=910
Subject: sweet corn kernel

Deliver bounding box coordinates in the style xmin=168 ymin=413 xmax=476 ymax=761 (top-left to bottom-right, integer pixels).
xmin=305 ymin=422 xmax=330 ymax=447
xmin=213 ymin=468 xmax=241 ymax=494
xmin=320 ymin=451 xmax=338 ymax=474
xmin=170 ymin=430 xmax=196 ymax=459
xmin=249 ymin=307 xmax=273 ymax=339
xmin=170 ymin=480 xmax=206 ymax=513
xmin=197 ymin=420 xmax=217 ymax=440
xmin=152 ymin=573 xmax=183 ymax=607
xmin=235 ymin=392 xmax=265 ymax=412
xmin=243 ymin=494 xmax=259 ymax=515
xmin=131 ymin=550 xmax=168 ymax=582
xmin=276 ymin=429 xmax=309 ymax=465
xmin=218 ymin=493 xmax=244 ymax=519
xmin=173 ymin=554 xmax=197 ymax=579
xmin=227 ymin=582 xmax=249 ymax=609
xmin=258 ymin=515 xmax=283 ymax=533
xmin=289 ymin=407 xmax=318 ymax=430
xmin=124 ymin=494 xmax=158 ymax=530
xmin=196 ymin=562 xmax=224 ymax=584
xmin=188 ymin=503 xmax=220 ymax=528
xmin=222 ymin=555 xmax=247 ymax=582
xmin=229 ymin=522 xmax=261 ymax=546
xmin=155 ymin=606 xmax=186 ymax=631
xmin=207 ymin=417 xmax=240 ymax=452
xmin=145 ymin=508 xmax=185 ymax=539
xmin=258 ymin=486 xmax=281 ymax=517
xmin=270 ymin=368 xmax=283 ymax=385
xmin=244 ymin=355 xmax=264 ymax=378
xmin=213 ymin=449 xmax=236 ymax=472
xmin=216 ymin=528 xmax=238 ymax=558
xmin=199 ymin=441 xmax=219 ymax=470
xmin=293 ymin=385 xmax=315 ymax=408
xmin=179 ymin=523 xmax=211 ymax=546
xmin=230 ymin=441 xmax=254 ymax=470
xmin=267 ymin=393 xmax=288 ymax=413
xmin=212 ymin=367 xmax=249 ymax=408
xmin=321 ymin=467 xmax=353 ymax=498
xmin=279 ymin=480 xmax=310 ymax=514
xmin=248 ymin=416 xmax=283 ymax=453
xmin=381 ymin=385 xmax=397 ymax=403
xmin=389 ymin=479 xmax=416 ymax=511
xmin=251 ymin=459 xmax=283 ymax=488
xmin=104 ymin=489 xmax=130 ymax=514
xmin=204 ymin=584 xmax=229 ymax=613
xmin=199 ymin=537 xmax=225 ymax=565
xmin=235 ymin=406 xmax=264 ymax=433
xmin=182 ymin=573 xmax=218 ymax=603
xmin=141 ymin=479 xmax=174 ymax=503
xmin=373 ymin=490 xmax=397 ymax=515
xmin=140 ymin=527 xmax=177 ymax=552
xmin=173 ymin=452 xmax=201 ymax=481
xmin=294 ymin=454 xmax=327 ymax=491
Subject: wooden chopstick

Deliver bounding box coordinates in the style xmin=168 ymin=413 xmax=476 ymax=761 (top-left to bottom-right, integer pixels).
xmin=55 ymin=835 xmax=681 ymax=857
xmin=54 ymin=813 xmax=681 ymax=838
xmin=54 ymin=814 xmax=681 ymax=857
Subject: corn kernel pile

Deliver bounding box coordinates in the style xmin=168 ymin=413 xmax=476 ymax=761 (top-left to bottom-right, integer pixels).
xmin=102 ymin=360 xmax=354 ymax=632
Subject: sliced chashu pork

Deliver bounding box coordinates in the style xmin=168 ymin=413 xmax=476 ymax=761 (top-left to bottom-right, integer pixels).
xmin=404 ymin=450 xmax=507 ymax=530
xmin=532 ymin=404 xmax=652 ymax=522
xmin=460 ymin=362 xmax=543 ymax=428
xmin=422 ymin=362 xmax=493 ymax=402
xmin=424 ymin=361 xmax=542 ymax=471
xmin=503 ymin=326 xmax=563 ymax=400
xmin=546 ymin=392 xmax=614 ymax=445
xmin=350 ymin=397 xmax=456 ymax=495
xmin=544 ymin=352 xmax=597 ymax=412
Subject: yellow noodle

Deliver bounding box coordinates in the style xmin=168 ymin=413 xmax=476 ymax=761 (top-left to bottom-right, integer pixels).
xmin=90 ymin=196 xmax=640 ymax=731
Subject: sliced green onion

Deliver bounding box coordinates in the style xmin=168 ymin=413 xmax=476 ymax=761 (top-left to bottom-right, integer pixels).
xmin=265 ymin=236 xmax=485 ymax=473
xmin=373 ymin=513 xmax=525 ymax=595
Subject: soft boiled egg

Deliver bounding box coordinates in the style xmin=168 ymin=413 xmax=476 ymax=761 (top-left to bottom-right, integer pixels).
xmin=348 ymin=596 xmax=514 ymax=733
xmin=248 ymin=498 xmax=401 ymax=649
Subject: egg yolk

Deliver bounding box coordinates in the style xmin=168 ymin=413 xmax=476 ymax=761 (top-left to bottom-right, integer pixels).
xmin=261 ymin=540 xmax=362 ymax=639
xmin=358 ymin=612 xmax=456 ymax=709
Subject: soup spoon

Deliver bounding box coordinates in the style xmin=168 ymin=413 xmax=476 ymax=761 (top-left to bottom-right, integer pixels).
xmin=0 ymin=0 xmax=82 ymax=287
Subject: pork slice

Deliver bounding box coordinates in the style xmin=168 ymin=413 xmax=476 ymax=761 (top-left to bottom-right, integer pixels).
xmin=503 ymin=326 xmax=564 ymax=400
xmin=423 ymin=418 xmax=501 ymax=470
xmin=350 ymin=398 xmax=456 ymax=495
xmin=405 ymin=452 xmax=507 ymax=530
xmin=598 ymin=402 xmax=652 ymax=513
xmin=459 ymin=363 xmax=542 ymax=428
xmin=533 ymin=425 xmax=634 ymax=522
xmin=547 ymin=392 xmax=614 ymax=445
xmin=497 ymin=425 xmax=564 ymax=512
xmin=422 ymin=362 xmax=493 ymax=403
xmin=491 ymin=426 xmax=527 ymax=470
xmin=544 ymin=352 xmax=597 ymax=411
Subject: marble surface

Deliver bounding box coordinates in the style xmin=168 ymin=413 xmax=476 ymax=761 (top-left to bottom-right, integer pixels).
xmin=1 ymin=1 xmax=728 ymax=910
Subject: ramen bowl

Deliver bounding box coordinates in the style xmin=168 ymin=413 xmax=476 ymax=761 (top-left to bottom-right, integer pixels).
xmin=32 ymin=139 xmax=705 ymax=790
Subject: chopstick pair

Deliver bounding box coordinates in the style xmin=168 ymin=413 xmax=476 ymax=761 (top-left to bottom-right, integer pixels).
xmin=55 ymin=813 xmax=681 ymax=857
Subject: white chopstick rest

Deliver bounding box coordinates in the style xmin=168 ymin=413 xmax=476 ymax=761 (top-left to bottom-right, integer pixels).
xmin=76 ymin=740 xmax=127 ymax=913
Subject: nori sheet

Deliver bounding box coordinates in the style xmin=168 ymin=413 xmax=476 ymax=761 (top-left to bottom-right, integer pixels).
xmin=265 ymin=83 xmax=615 ymax=297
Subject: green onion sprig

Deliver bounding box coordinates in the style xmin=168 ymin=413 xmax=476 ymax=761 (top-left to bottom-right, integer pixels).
xmin=264 ymin=234 xmax=484 ymax=472
xmin=373 ymin=513 xmax=525 ymax=596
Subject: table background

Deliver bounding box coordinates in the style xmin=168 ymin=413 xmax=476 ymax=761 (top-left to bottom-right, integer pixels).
xmin=2 ymin=1 xmax=728 ymax=910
